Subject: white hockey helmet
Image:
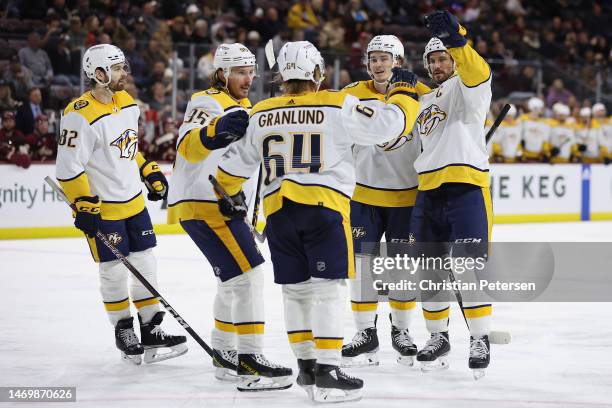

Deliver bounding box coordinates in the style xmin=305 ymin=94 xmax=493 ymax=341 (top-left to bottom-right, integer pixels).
xmin=552 ymin=102 xmax=570 ymax=116
xmin=277 ymin=41 xmax=325 ymax=86
xmin=82 ymin=44 xmax=126 ymax=86
xmin=507 ymin=104 xmax=517 ymax=119
xmin=213 ymin=43 xmax=257 ymax=85
xmin=423 ymin=37 xmax=454 ymax=78
xmin=592 ymin=102 xmax=606 ymax=115
xmin=364 ymin=35 xmax=404 ymax=77
xmin=527 ymin=97 xmax=544 ymax=112
xmin=579 ymin=107 xmax=591 ymax=118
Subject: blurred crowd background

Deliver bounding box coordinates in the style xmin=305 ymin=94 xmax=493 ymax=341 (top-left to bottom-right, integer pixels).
xmin=0 ymin=0 xmax=610 ymax=168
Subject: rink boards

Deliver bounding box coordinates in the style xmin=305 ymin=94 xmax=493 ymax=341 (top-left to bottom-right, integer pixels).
xmin=1 ymin=163 xmax=611 ymax=239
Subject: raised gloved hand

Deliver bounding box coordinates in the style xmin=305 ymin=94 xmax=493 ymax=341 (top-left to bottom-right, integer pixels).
xmin=577 ymin=144 xmax=587 ymax=153
xmin=201 ymin=110 xmax=249 ymax=150
xmin=74 ymin=195 xmax=101 ymax=238
xmin=387 ymin=67 xmax=418 ymax=100
xmin=424 ymin=10 xmax=467 ymax=48
xmin=218 ymin=190 xmax=248 ymax=219
xmin=140 ymin=159 xmax=168 ymax=201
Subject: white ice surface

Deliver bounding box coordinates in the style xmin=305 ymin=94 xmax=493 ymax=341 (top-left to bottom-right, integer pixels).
xmin=1 ymin=222 xmax=611 ymax=407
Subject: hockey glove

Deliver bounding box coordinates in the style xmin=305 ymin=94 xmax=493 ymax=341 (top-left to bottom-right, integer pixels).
xmin=424 ymin=10 xmax=467 ymax=48
xmin=541 ymin=154 xmax=551 ymax=163
xmin=550 ymin=147 xmax=561 ymax=157
xmin=577 ymin=144 xmax=587 ymax=153
xmin=200 ymin=110 xmax=249 ymax=150
xmin=387 ymin=67 xmax=418 ymax=101
xmin=218 ymin=190 xmax=248 ymax=219
xmin=605 ymin=156 xmax=611 ymax=165
xmin=140 ymin=159 xmax=168 ymax=201
xmin=74 ymin=196 xmax=101 ymax=238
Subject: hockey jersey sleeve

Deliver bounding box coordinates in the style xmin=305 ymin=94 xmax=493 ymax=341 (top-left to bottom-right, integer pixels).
xmin=215 ymin=124 xmax=260 ymax=196
xmin=341 ymin=92 xmax=420 ymax=145
xmin=55 ymin=111 xmax=98 ymax=203
xmin=448 ymin=43 xmax=492 ymax=117
xmin=176 ymin=95 xmax=224 ymax=163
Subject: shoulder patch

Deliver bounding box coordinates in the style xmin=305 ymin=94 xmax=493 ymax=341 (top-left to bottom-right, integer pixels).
xmin=343 ymin=82 xmax=359 ymax=89
xmin=206 ymin=89 xmax=221 ymax=95
xmin=74 ymin=100 xmax=89 ymax=110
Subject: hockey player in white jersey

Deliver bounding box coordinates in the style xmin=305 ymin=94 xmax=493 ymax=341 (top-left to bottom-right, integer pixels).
xmin=592 ymin=103 xmax=611 ymax=164
xmin=55 ymin=44 xmax=187 ymax=365
xmin=520 ymin=97 xmax=552 ymax=162
xmin=491 ymin=104 xmax=523 ymax=163
xmin=214 ymin=41 xmax=420 ymax=402
xmin=576 ymin=106 xmax=604 ymax=163
xmin=549 ymin=103 xmax=578 ymax=164
xmin=412 ymin=11 xmax=494 ymax=379
xmin=340 ymin=35 xmax=430 ymax=368
xmin=166 ymin=43 xmax=291 ymax=390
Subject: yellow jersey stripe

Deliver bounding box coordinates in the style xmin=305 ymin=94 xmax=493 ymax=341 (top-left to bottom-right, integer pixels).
xmin=463 ymin=304 xmax=492 ymax=319
xmin=215 ymin=319 xmax=236 ymax=333
xmin=352 ymin=184 xmax=417 ymax=207
xmin=314 ymin=337 xmax=343 ymax=349
xmin=177 ymin=128 xmax=211 ymax=164
xmin=448 ymin=44 xmax=491 ymax=88
xmin=351 ymin=301 xmax=378 ymax=312
xmin=287 ymin=330 xmax=314 ymax=343
xmin=423 ymin=307 xmax=450 ymax=320
xmin=58 ymin=172 xmax=92 ymax=204
xmin=133 ymin=296 xmax=159 ymax=309
xmin=100 ymin=192 xmax=145 ymax=220
xmin=389 ymin=299 xmax=417 ymax=310
xmin=104 ymin=297 xmax=130 ymax=312
xmin=167 ymin=200 xmax=220 ymax=224
xmin=234 ymin=322 xmax=265 ymax=335
xmin=418 ymin=163 xmax=489 ymax=191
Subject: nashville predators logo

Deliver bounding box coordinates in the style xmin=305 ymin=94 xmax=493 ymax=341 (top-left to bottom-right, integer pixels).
xmin=416 ymin=104 xmax=447 ymax=137
xmin=352 ymin=227 xmax=366 ymax=239
xmin=106 ymin=232 xmax=123 ymax=246
xmin=378 ymin=134 xmax=414 ymax=151
xmin=110 ymin=129 xmax=138 ymax=160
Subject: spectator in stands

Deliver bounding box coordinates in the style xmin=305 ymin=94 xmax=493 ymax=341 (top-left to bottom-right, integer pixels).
xmin=260 ymin=7 xmax=283 ymax=43
xmin=0 ymin=80 xmax=22 ymax=112
xmin=15 ymin=87 xmax=44 ymax=135
xmin=546 ymin=79 xmax=574 ymax=108
xmin=246 ymin=31 xmax=261 ymax=51
xmin=153 ymin=117 xmax=177 ymax=162
xmin=18 ymin=33 xmax=53 ymax=88
xmin=67 ymin=16 xmax=86 ymax=51
xmin=147 ymin=81 xmax=172 ymax=118
xmin=47 ymin=34 xmax=80 ymax=87
xmin=191 ymin=19 xmax=210 ymax=43
xmin=3 ymin=56 xmax=35 ymax=103
xmin=142 ymin=40 xmax=168 ymax=71
xmin=132 ymin=17 xmax=152 ymax=51
xmin=0 ymin=111 xmax=30 ymax=168
xmin=287 ymin=0 xmax=319 ymax=42
xmin=123 ymin=35 xmax=147 ymax=86
xmin=26 ymin=114 xmax=56 ymax=162
xmin=83 ymin=15 xmax=101 ymax=47
xmin=348 ymin=0 xmax=369 ymax=23
xmin=170 ymin=16 xmax=191 ymax=44
xmin=142 ymin=1 xmax=160 ymax=34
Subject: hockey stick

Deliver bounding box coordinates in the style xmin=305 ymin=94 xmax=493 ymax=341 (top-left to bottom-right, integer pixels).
xmin=249 ymin=40 xmax=277 ymax=243
xmin=209 ymin=175 xmax=265 ymax=242
xmin=447 ymin=270 xmax=511 ymax=345
xmin=485 ymin=103 xmax=511 ymax=144
xmin=44 ymin=176 xmax=214 ymax=358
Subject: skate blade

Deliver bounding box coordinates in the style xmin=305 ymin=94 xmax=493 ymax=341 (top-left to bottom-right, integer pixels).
xmin=341 ymin=351 xmax=379 ymax=368
xmin=313 ymin=387 xmax=363 ymax=403
xmin=419 ymin=355 xmax=449 ymax=372
xmin=396 ymin=355 xmax=415 ymax=367
xmin=237 ymin=375 xmax=293 ymax=392
xmin=143 ymin=343 xmax=188 ymax=364
xmin=298 ymin=383 xmax=315 ymax=400
xmin=472 ymin=368 xmax=486 ymax=380
xmin=121 ymin=352 xmax=142 ymax=365
xmin=214 ymin=367 xmax=240 ymax=382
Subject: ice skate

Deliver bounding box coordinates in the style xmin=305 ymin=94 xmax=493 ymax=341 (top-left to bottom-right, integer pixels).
xmin=139 ymin=311 xmax=188 ymax=364
xmin=213 ymin=349 xmax=239 ymax=382
xmin=469 ymin=335 xmax=490 ymax=380
xmin=341 ymin=327 xmax=379 ymax=367
xmin=236 ymin=353 xmax=293 ymax=391
xmin=296 ymin=359 xmax=316 ymax=399
xmin=391 ymin=325 xmax=417 ymax=366
xmin=313 ymin=363 xmax=363 ymax=403
xmin=417 ymin=331 xmax=450 ymax=372
xmin=115 ymin=317 xmax=144 ymax=365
